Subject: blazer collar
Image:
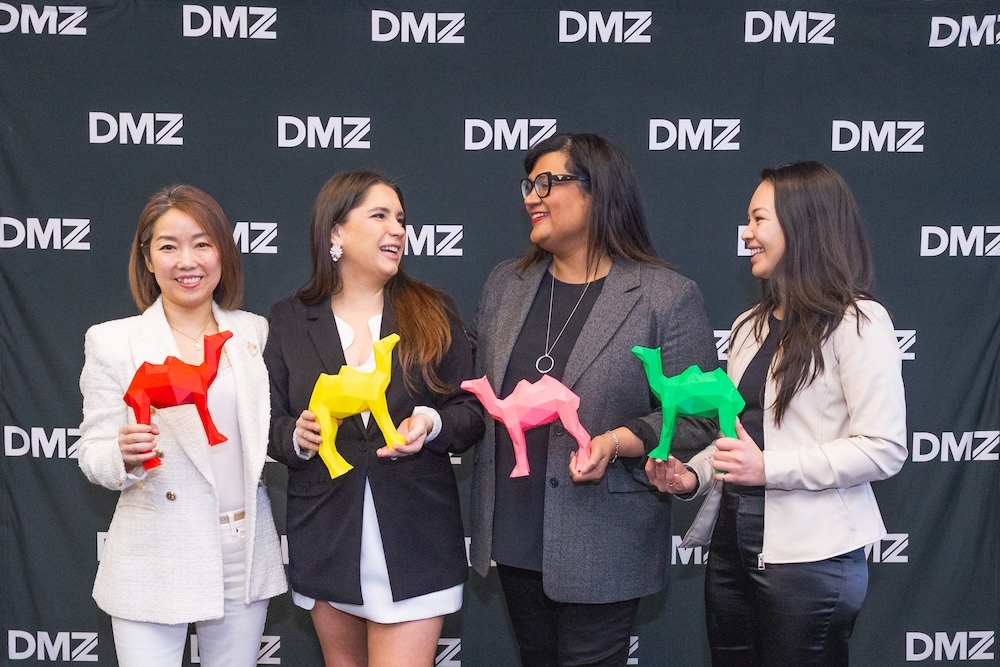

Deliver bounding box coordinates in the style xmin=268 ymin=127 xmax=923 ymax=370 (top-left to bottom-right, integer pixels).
xmin=490 ymin=258 xmax=642 ymax=391
xmin=562 ymin=258 xmax=641 ymax=388
xmin=129 ymin=297 xmax=249 ymax=488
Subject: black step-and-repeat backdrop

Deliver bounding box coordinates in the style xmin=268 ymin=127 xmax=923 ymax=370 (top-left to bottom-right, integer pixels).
xmin=2 ymin=2 xmax=998 ymax=665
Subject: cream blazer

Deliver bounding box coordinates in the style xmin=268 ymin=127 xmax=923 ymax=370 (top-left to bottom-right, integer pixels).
xmin=78 ymin=298 xmax=286 ymax=624
xmin=682 ymin=300 xmax=907 ymax=564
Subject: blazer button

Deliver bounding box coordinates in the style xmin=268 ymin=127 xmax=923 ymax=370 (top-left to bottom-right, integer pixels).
xmin=165 ymin=491 xmax=177 ymax=501
xmin=553 ymin=424 xmax=564 ymax=436
xmin=549 ymin=478 xmax=559 ymax=488
xmin=359 ymin=443 xmax=368 ymax=452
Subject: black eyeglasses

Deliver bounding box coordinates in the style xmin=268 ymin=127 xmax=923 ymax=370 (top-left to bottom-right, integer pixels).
xmin=520 ymin=172 xmax=589 ymax=199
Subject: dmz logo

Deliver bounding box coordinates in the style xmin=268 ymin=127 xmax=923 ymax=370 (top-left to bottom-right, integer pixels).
xmin=191 ymin=635 xmax=281 ymax=664
xmin=234 ymin=222 xmax=277 ymax=254
xmin=89 ymin=112 xmax=183 ymax=145
xmin=865 ymin=533 xmax=908 ymax=563
xmin=558 ymin=11 xmax=652 ymax=43
xmin=744 ymin=11 xmax=835 ymax=44
xmin=627 ymin=636 xmax=639 ymax=665
xmin=405 ymin=225 xmax=462 ymax=257
xmin=277 ymin=116 xmax=370 ymax=149
xmin=436 ymin=638 xmax=461 ymax=666
xmin=649 ymin=119 xmax=740 ymax=151
xmin=672 ymin=535 xmax=708 ymax=565
xmin=465 ymin=119 xmax=556 ymax=151
xmin=8 ymin=630 xmax=98 ymax=662
xmin=929 ymin=16 xmax=999 ymax=47
xmin=912 ymin=431 xmax=999 ymax=462
xmin=831 ymin=120 xmax=924 ymax=152
xmin=0 ymin=4 xmax=86 ymax=34
xmin=715 ymin=329 xmax=912 ymax=362
xmin=920 ymin=226 xmax=1000 ymax=257
xmin=713 ymin=330 xmax=730 ymax=361
xmin=371 ymin=11 xmax=464 ymax=43
xmin=0 ymin=217 xmax=89 ymax=250
xmin=182 ymin=5 xmax=277 ymax=39
xmin=906 ymin=631 xmax=995 ymax=661
xmin=4 ymin=426 xmax=80 ymax=458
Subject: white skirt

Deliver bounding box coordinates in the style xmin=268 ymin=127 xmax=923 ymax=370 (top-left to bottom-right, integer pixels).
xmin=292 ymin=479 xmax=463 ymax=623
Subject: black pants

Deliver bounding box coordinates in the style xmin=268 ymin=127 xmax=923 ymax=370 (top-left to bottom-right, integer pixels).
xmin=497 ymin=564 xmax=640 ymax=667
xmin=706 ymin=491 xmax=868 ymax=667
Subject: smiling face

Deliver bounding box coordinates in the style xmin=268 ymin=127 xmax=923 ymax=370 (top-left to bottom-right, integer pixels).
xmin=331 ymin=183 xmax=406 ymax=289
xmin=743 ymin=179 xmax=786 ymax=280
xmin=144 ymin=208 xmax=222 ymax=313
xmin=523 ymin=150 xmax=592 ymax=260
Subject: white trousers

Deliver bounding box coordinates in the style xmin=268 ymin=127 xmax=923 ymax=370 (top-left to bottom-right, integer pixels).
xmin=111 ymin=519 xmax=268 ymax=667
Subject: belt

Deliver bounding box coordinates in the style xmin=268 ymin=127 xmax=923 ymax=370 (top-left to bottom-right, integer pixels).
xmin=219 ymin=510 xmax=246 ymax=524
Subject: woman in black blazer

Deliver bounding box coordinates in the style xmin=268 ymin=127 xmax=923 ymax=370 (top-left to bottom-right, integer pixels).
xmin=264 ymin=171 xmax=484 ymax=666
xmin=469 ymin=134 xmax=717 ymax=666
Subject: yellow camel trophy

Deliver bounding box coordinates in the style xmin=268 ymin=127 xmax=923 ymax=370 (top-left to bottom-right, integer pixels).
xmin=308 ymin=333 xmax=405 ymax=479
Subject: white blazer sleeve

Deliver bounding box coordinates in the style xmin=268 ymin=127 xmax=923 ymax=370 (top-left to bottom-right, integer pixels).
xmin=763 ymin=301 xmax=908 ymax=490
xmin=77 ymin=325 xmax=143 ymax=490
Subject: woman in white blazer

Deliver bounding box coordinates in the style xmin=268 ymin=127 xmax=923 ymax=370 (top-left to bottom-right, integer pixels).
xmin=77 ymin=185 xmax=286 ymax=667
xmin=646 ymin=162 xmax=907 ymax=666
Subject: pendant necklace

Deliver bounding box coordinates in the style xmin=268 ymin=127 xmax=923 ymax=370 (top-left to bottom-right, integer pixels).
xmin=169 ymin=319 xmax=213 ymax=350
xmin=535 ymin=271 xmax=594 ymax=375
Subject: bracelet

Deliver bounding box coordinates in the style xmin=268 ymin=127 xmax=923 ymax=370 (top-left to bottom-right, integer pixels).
xmin=606 ymin=430 xmax=619 ymax=464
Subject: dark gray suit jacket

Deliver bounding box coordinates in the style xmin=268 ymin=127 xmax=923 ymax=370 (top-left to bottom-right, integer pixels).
xmin=469 ymin=257 xmax=717 ymax=603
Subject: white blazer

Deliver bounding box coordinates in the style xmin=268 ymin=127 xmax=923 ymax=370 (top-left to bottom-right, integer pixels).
xmin=682 ymin=300 xmax=907 ymax=564
xmin=78 ymin=298 xmax=287 ymax=624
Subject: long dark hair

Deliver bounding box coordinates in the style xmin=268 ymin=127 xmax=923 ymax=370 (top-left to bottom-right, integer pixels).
xmin=297 ymin=171 xmax=454 ymax=395
xmin=734 ymin=161 xmax=874 ymax=425
xmin=517 ymin=133 xmax=666 ymax=271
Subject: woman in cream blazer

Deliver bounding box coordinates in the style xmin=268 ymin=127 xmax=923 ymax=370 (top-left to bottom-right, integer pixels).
xmin=78 ymin=185 xmax=285 ymax=667
xmin=647 ymin=162 xmax=907 ymax=666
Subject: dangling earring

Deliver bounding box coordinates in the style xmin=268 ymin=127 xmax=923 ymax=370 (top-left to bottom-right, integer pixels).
xmin=329 ymin=242 xmax=343 ymax=263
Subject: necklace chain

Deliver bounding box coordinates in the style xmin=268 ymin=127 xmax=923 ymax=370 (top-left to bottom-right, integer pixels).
xmin=535 ymin=260 xmax=603 ymax=375
xmin=169 ymin=319 xmax=213 ymax=351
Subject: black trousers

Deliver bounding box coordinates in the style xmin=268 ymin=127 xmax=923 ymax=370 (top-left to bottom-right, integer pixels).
xmin=497 ymin=564 xmax=640 ymax=667
xmin=705 ymin=491 xmax=868 ymax=667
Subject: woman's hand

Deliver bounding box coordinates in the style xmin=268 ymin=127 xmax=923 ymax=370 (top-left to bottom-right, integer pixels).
xmin=295 ymin=410 xmax=322 ymax=453
xmin=568 ymin=431 xmax=616 ymax=483
xmin=117 ymin=423 xmax=160 ymax=472
xmin=377 ymin=413 xmax=433 ymax=458
xmin=711 ymin=418 xmax=765 ymax=486
xmin=645 ymin=455 xmax=697 ymax=494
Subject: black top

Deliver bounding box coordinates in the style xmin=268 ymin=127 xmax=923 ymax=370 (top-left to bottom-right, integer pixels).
xmin=726 ymin=314 xmax=781 ymax=497
xmin=492 ymin=273 xmax=605 ymax=570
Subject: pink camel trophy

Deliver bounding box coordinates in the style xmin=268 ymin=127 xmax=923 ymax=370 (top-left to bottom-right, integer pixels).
xmin=124 ymin=330 xmax=233 ymax=470
xmin=461 ymin=374 xmax=591 ymax=478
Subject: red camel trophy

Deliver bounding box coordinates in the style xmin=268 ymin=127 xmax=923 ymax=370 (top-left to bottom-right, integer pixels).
xmin=124 ymin=330 xmax=233 ymax=470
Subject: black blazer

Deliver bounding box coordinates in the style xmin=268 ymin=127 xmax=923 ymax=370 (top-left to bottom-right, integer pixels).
xmin=264 ymin=294 xmax=484 ymax=604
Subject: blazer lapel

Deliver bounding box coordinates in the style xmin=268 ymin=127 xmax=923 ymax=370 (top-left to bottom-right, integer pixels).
xmin=490 ymin=261 xmax=550 ymax=393
xmin=131 ymin=298 xmax=216 ymax=486
xmin=305 ymin=301 xmax=347 ymax=374
xmin=562 ymin=259 xmax=641 ymax=389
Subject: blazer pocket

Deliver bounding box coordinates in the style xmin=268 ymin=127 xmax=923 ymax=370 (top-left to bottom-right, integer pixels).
xmin=604 ymin=463 xmax=649 ymax=493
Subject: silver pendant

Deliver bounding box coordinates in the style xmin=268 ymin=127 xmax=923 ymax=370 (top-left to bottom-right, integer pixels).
xmin=535 ymin=354 xmax=554 ymax=374
xmin=194 ymin=341 xmax=203 ymax=351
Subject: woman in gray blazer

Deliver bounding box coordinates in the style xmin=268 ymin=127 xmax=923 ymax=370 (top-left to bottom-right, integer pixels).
xmin=78 ymin=185 xmax=286 ymax=667
xmin=469 ymin=133 xmax=717 ymax=666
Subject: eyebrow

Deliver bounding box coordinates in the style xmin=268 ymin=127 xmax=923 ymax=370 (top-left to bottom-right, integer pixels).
xmin=749 ymin=207 xmax=772 ymax=216
xmin=153 ymin=231 xmax=210 ymax=242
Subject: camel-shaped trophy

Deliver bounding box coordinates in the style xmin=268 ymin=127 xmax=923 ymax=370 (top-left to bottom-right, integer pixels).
xmin=308 ymin=333 xmax=405 ymax=479
xmin=124 ymin=330 xmax=233 ymax=470
xmin=461 ymin=374 xmax=591 ymax=478
xmin=631 ymin=347 xmax=746 ymax=460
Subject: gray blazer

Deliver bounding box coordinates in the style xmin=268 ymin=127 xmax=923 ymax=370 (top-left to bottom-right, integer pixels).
xmin=469 ymin=257 xmax=717 ymax=604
